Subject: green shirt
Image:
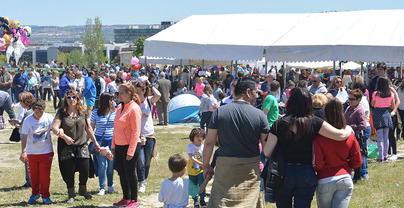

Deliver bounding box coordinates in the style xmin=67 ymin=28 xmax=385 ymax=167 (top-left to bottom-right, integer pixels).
xmin=262 ymin=94 xmax=279 ymax=127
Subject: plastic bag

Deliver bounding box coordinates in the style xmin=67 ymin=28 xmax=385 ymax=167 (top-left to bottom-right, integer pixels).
xmin=367 ymin=140 xmax=379 ymax=159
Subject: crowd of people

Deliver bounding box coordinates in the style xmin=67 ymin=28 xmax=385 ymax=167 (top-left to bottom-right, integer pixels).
xmin=0 ymin=60 xmax=402 ymax=208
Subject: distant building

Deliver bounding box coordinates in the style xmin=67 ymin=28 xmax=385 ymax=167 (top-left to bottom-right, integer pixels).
xmin=18 ymin=43 xmax=130 ymax=64
xmin=114 ymin=21 xmax=174 ymax=43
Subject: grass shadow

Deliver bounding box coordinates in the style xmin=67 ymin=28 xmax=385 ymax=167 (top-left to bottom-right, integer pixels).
xmin=0 ymin=201 xmax=27 ymax=207
xmin=0 ymin=185 xmax=30 ymax=192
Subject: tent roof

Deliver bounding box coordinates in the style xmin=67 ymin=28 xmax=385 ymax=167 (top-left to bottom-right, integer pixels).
xmin=145 ymin=10 xmax=404 ymax=62
xmin=145 ymin=13 xmax=309 ymax=61
xmin=265 ymin=10 xmax=404 ymax=62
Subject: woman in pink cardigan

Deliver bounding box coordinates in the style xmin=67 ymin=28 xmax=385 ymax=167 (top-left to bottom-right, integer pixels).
xmin=112 ymin=83 xmax=142 ymax=208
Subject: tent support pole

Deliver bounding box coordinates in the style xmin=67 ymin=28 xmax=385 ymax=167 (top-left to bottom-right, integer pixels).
xmin=360 ymin=62 xmax=363 ymax=77
xmin=230 ymin=60 xmax=233 ymax=75
xmin=333 ymin=60 xmax=336 ymax=75
xmin=265 ymin=58 xmax=268 ymax=75
xmin=188 ymin=65 xmax=191 ymax=91
xmin=202 ymin=59 xmax=205 ymax=70
xmin=401 ymin=62 xmax=403 ymax=80
xmin=235 ymin=61 xmax=238 ymax=76
xmin=282 ymin=62 xmax=286 ymax=90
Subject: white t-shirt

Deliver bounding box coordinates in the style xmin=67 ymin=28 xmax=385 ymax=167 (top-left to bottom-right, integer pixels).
xmin=75 ymin=78 xmax=85 ymax=93
xmin=140 ymin=97 xmax=154 ymax=136
xmin=186 ymin=143 xmax=204 ymax=169
xmin=16 ymin=103 xmax=26 ymax=120
xmin=107 ymin=81 xmax=118 ymax=94
xmin=397 ymin=88 xmax=404 ymax=110
xmin=158 ymin=177 xmax=189 ymax=208
xmin=21 ymin=113 xmax=54 ymax=155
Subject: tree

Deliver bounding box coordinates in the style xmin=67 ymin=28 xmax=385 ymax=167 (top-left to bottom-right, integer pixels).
xmin=68 ymin=50 xmax=84 ymax=65
xmin=133 ymin=36 xmax=147 ymax=58
xmin=57 ymin=51 xmax=68 ymax=65
xmin=82 ymin=17 xmax=106 ymax=67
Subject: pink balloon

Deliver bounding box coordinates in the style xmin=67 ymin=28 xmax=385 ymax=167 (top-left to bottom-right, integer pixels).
xmin=131 ymin=56 xmax=139 ymax=65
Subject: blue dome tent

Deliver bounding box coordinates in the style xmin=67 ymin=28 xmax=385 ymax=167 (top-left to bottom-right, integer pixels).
xmin=168 ymin=94 xmax=200 ymax=124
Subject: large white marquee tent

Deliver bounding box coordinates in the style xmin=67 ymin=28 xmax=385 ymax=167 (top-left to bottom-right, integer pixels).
xmin=144 ymin=10 xmax=404 ymax=63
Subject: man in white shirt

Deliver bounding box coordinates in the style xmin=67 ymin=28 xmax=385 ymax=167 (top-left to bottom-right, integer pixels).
xmin=106 ymin=74 xmax=119 ymax=94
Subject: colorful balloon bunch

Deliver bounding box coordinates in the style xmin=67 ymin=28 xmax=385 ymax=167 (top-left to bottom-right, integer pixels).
xmin=0 ymin=16 xmax=30 ymax=64
xmin=131 ymin=56 xmax=141 ymax=70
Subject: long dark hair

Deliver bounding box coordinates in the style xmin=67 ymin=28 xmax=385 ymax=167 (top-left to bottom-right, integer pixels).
xmin=285 ymin=87 xmax=313 ymax=141
xmin=324 ymin=99 xmax=346 ymax=129
xmin=98 ymin=92 xmax=115 ymax=116
xmin=376 ymin=77 xmax=391 ymax=98
xmin=135 ymin=80 xmax=151 ymax=97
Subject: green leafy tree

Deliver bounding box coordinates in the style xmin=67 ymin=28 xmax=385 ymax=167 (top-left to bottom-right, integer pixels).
xmin=68 ymin=50 xmax=84 ymax=65
xmin=133 ymin=36 xmax=148 ymax=58
xmin=82 ymin=17 xmax=106 ymax=67
xmin=58 ymin=51 xmax=68 ymax=65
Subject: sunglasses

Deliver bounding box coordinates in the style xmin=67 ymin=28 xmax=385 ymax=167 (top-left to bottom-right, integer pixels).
xmin=348 ymin=97 xmax=356 ymax=101
xmin=67 ymin=96 xmax=76 ymax=100
xmin=312 ymin=80 xmax=319 ymax=83
xmin=336 ymin=81 xmax=342 ymax=84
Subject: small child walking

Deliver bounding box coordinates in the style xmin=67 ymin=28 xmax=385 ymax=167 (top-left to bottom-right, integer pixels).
xmin=187 ymin=128 xmax=206 ymax=208
xmin=158 ymin=154 xmax=189 ymax=208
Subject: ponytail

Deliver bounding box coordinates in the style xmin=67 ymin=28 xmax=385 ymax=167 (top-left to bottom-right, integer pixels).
xmin=119 ymin=83 xmax=141 ymax=105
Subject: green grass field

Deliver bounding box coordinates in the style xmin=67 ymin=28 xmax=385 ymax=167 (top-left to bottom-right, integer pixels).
xmin=0 ymin=101 xmax=403 ymax=207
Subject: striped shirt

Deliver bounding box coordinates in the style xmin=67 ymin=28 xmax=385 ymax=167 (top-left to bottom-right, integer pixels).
xmin=90 ymin=109 xmax=116 ymax=138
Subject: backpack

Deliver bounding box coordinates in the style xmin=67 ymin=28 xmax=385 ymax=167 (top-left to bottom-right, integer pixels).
xmin=95 ymin=78 xmax=102 ymax=97
xmin=261 ymin=143 xmax=285 ymax=195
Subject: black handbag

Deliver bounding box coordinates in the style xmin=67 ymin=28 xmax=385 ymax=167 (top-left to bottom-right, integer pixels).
xmin=9 ymin=127 xmax=21 ymax=142
xmin=261 ymin=143 xmax=285 ymax=195
xmin=355 ymin=131 xmax=368 ymax=157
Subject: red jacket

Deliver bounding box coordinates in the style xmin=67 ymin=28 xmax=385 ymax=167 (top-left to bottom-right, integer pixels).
xmin=313 ymin=133 xmax=362 ymax=179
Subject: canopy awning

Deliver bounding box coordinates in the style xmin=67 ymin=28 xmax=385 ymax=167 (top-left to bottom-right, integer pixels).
xmin=145 ymin=10 xmax=404 ymax=62
xmin=145 ymin=13 xmax=309 ymax=61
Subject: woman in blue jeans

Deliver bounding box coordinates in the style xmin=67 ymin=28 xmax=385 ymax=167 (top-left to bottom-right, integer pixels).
xmin=263 ymin=87 xmax=353 ymax=208
xmin=90 ymin=93 xmax=116 ymax=195
xmin=134 ymin=80 xmax=161 ymax=193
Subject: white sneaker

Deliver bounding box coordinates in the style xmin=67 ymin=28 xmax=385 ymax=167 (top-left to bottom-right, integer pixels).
xmin=389 ymin=154 xmax=398 ymax=161
xmin=108 ymin=186 xmax=115 ymax=193
xmin=98 ymin=189 xmax=105 ymax=196
xmin=139 ymin=181 xmax=146 ymax=193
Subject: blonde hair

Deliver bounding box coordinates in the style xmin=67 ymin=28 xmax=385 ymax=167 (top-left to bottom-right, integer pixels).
xmin=329 ymin=76 xmax=344 ymax=90
xmin=325 ymin=93 xmax=334 ymax=100
xmin=351 ymin=75 xmax=364 ymax=87
xmin=312 ymin=93 xmax=328 ymax=108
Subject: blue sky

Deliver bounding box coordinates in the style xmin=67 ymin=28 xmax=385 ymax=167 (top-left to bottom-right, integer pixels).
xmin=9 ymin=0 xmax=404 ymax=26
